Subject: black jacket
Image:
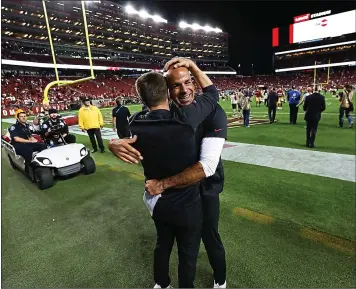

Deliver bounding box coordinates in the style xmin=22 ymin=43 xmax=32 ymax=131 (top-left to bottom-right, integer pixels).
xmin=303 ymin=92 xmax=326 ymax=122
xmin=267 ymin=91 xmax=279 ymax=107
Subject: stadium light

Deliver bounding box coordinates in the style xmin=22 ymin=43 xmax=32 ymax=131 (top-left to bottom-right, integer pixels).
xmin=178 ymin=21 xmax=223 ymax=33
xmin=179 ymin=21 xmax=189 ymax=29
xmin=124 ymin=4 xmax=167 ymax=23
xmin=139 ymin=9 xmax=149 ymax=19
xmin=125 ymin=4 xmax=136 ymax=14
xmin=152 ymin=14 xmax=164 ymax=23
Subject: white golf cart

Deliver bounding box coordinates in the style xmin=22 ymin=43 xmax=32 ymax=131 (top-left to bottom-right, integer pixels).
xmin=1 ymin=125 xmax=96 ymax=190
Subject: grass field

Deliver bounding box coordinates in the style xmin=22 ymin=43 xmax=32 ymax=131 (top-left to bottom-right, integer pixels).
xmin=93 ymin=93 xmax=355 ymax=155
xmin=1 ymin=93 xmax=355 ymax=288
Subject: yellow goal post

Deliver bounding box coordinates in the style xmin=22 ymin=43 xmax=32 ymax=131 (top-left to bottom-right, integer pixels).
xmin=42 ymin=0 xmax=95 ymax=104
xmin=313 ymin=59 xmax=331 ymax=90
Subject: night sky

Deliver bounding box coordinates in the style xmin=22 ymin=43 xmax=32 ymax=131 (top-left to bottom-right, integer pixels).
xmin=119 ymin=1 xmax=355 ymax=75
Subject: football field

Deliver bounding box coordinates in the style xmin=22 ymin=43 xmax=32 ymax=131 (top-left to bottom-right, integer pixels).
xmin=1 ymin=93 xmax=355 ymax=288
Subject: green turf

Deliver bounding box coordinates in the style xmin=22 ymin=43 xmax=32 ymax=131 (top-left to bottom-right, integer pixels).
xmin=1 ymin=133 xmax=355 ymax=287
xmin=97 ymin=95 xmax=355 ymax=155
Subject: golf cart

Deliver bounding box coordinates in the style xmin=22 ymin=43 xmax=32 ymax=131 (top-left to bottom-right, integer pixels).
xmin=1 ymin=125 xmax=96 ymax=190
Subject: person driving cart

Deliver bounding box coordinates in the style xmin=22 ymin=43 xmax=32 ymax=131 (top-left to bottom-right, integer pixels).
xmin=42 ymin=108 xmax=76 ymax=146
xmin=9 ymin=112 xmax=47 ymax=171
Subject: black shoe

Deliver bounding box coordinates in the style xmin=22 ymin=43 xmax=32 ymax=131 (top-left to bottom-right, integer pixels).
xmin=306 ymin=143 xmax=309 ymax=147
xmin=309 ymin=144 xmax=315 ymax=148
xmin=100 ymin=149 xmax=105 ymax=153
xmin=91 ymin=149 xmax=98 ymax=153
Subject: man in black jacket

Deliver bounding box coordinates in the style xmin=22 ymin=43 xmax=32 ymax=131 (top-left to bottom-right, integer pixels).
xmin=109 ymin=58 xmax=221 ymax=288
xmin=303 ymin=86 xmax=326 ymax=148
xmin=267 ymin=87 xmax=279 ymax=123
xmin=111 ymin=63 xmax=228 ymax=288
xmin=112 ymin=98 xmax=131 ymax=139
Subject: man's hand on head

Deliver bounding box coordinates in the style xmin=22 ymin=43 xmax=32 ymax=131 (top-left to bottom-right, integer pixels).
xmin=108 ymin=135 xmax=143 ymax=164
xmin=163 ymin=57 xmax=197 ymax=72
xmin=145 ymin=179 xmax=164 ymax=195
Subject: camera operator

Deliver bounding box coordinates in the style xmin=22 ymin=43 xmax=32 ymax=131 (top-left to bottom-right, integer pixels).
xmin=337 ymin=84 xmax=354 ymax=128
xmin=42 ymin=109 xmax=76 ymax=146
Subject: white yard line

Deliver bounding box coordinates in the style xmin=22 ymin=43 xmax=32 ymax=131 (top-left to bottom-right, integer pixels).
xmin=222 ymin=141 xmax=355 ymax=182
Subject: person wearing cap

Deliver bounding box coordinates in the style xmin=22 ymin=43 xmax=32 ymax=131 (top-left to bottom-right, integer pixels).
xmin=42 ymin=108 xmax=76 ymax=146
xmin=78 ymin=97 xmax=105 ymax=153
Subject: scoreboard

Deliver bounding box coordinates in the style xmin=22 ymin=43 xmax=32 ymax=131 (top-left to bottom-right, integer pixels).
xmin=272 ymin=10 xmax=356 ymax=47
xmin=272 ymin=9 xmax=356 ymax=72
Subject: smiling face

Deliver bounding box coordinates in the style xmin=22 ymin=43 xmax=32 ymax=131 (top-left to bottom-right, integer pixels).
xmin=17 ymin=112 xmax=27 ymax=124
xmin=165 ymin=67 xmax=196 ymax=107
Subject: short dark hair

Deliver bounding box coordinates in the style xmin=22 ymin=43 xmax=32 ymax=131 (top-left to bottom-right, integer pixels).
xmin=17 ymin=112 xmax=26 ymax=118
xmin=135 ymin=72 xmax=168 ymax=108
xmin=115 ymin=97 xmax=121 ymax=106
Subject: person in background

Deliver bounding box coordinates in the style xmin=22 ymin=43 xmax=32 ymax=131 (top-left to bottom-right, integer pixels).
xmin=78 ymin=97 xmax=105 ymax=153
xmin=239 ymin=91 xmax=252 ymax=127
xmin=297 ymin=86 xmax=312 ymax=108
xmin=276 ymin=87 xmax=284 ymax=110
xmin=14 ymin=105 xmax=24 ymax=118
xmin=263 ymin=89 xmax=268 ymax=106
xmin=337 ymin=84 xmax=354 ymax=128
xmin=112 ymin=97 xmax=131 ymax=139
xmin=287 ymin=85 xmax=301 ymax=124
xmin=303 ymin=86 xmax=326 ymax=148
xmin=42 ymin=108 xmax=76 ymax=145
xmin=230 ymin=92 xmax=238 ymax=116
xmin=267 ymin=87 xmax=278 ymax=123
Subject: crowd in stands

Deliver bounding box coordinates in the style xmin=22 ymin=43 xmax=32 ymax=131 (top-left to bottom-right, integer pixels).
xmin=1 ymin=67 xmax=355 ymax=111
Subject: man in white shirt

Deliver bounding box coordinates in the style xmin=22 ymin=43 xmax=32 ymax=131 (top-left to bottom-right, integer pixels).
xmin=297 ymin=86 xmax=312 ymax=108
xmin=230 ymin=92 xmax=238 ymax=115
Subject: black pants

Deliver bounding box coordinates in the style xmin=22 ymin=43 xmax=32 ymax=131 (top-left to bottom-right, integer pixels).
xmin=201 ymin=194 xmax=226 ymax=285
xmin=289 ymin=103 xmax=299 ymax=124
xmin=153 ymin=204 xmax=202 ymax=288
xmin=87 ymin=128 xmax=104 ymax=151
xmin=117 ymin=127 xmax=131 ymax=139
xmin=268 ymin=106 xmax=276 ymax=122
xmin=14 ymin=143 xmax=47 ymax=164
xmin=306 ymin=121 xmax=319 ymax=146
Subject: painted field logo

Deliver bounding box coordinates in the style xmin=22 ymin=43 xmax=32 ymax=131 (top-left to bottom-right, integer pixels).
xmin=228 ymin=116 xmax=270 ymax=128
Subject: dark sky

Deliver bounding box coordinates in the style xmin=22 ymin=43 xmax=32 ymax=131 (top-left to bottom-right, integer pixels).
xmin=120 ymin=1 xmax=355 ymax=75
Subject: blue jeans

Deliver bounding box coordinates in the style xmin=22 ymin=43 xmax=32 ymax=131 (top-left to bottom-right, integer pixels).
xmin=339 ymin=107 xmax=353 ymax=127
xmin=243 ymin=109 xmax=250 ymax=127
